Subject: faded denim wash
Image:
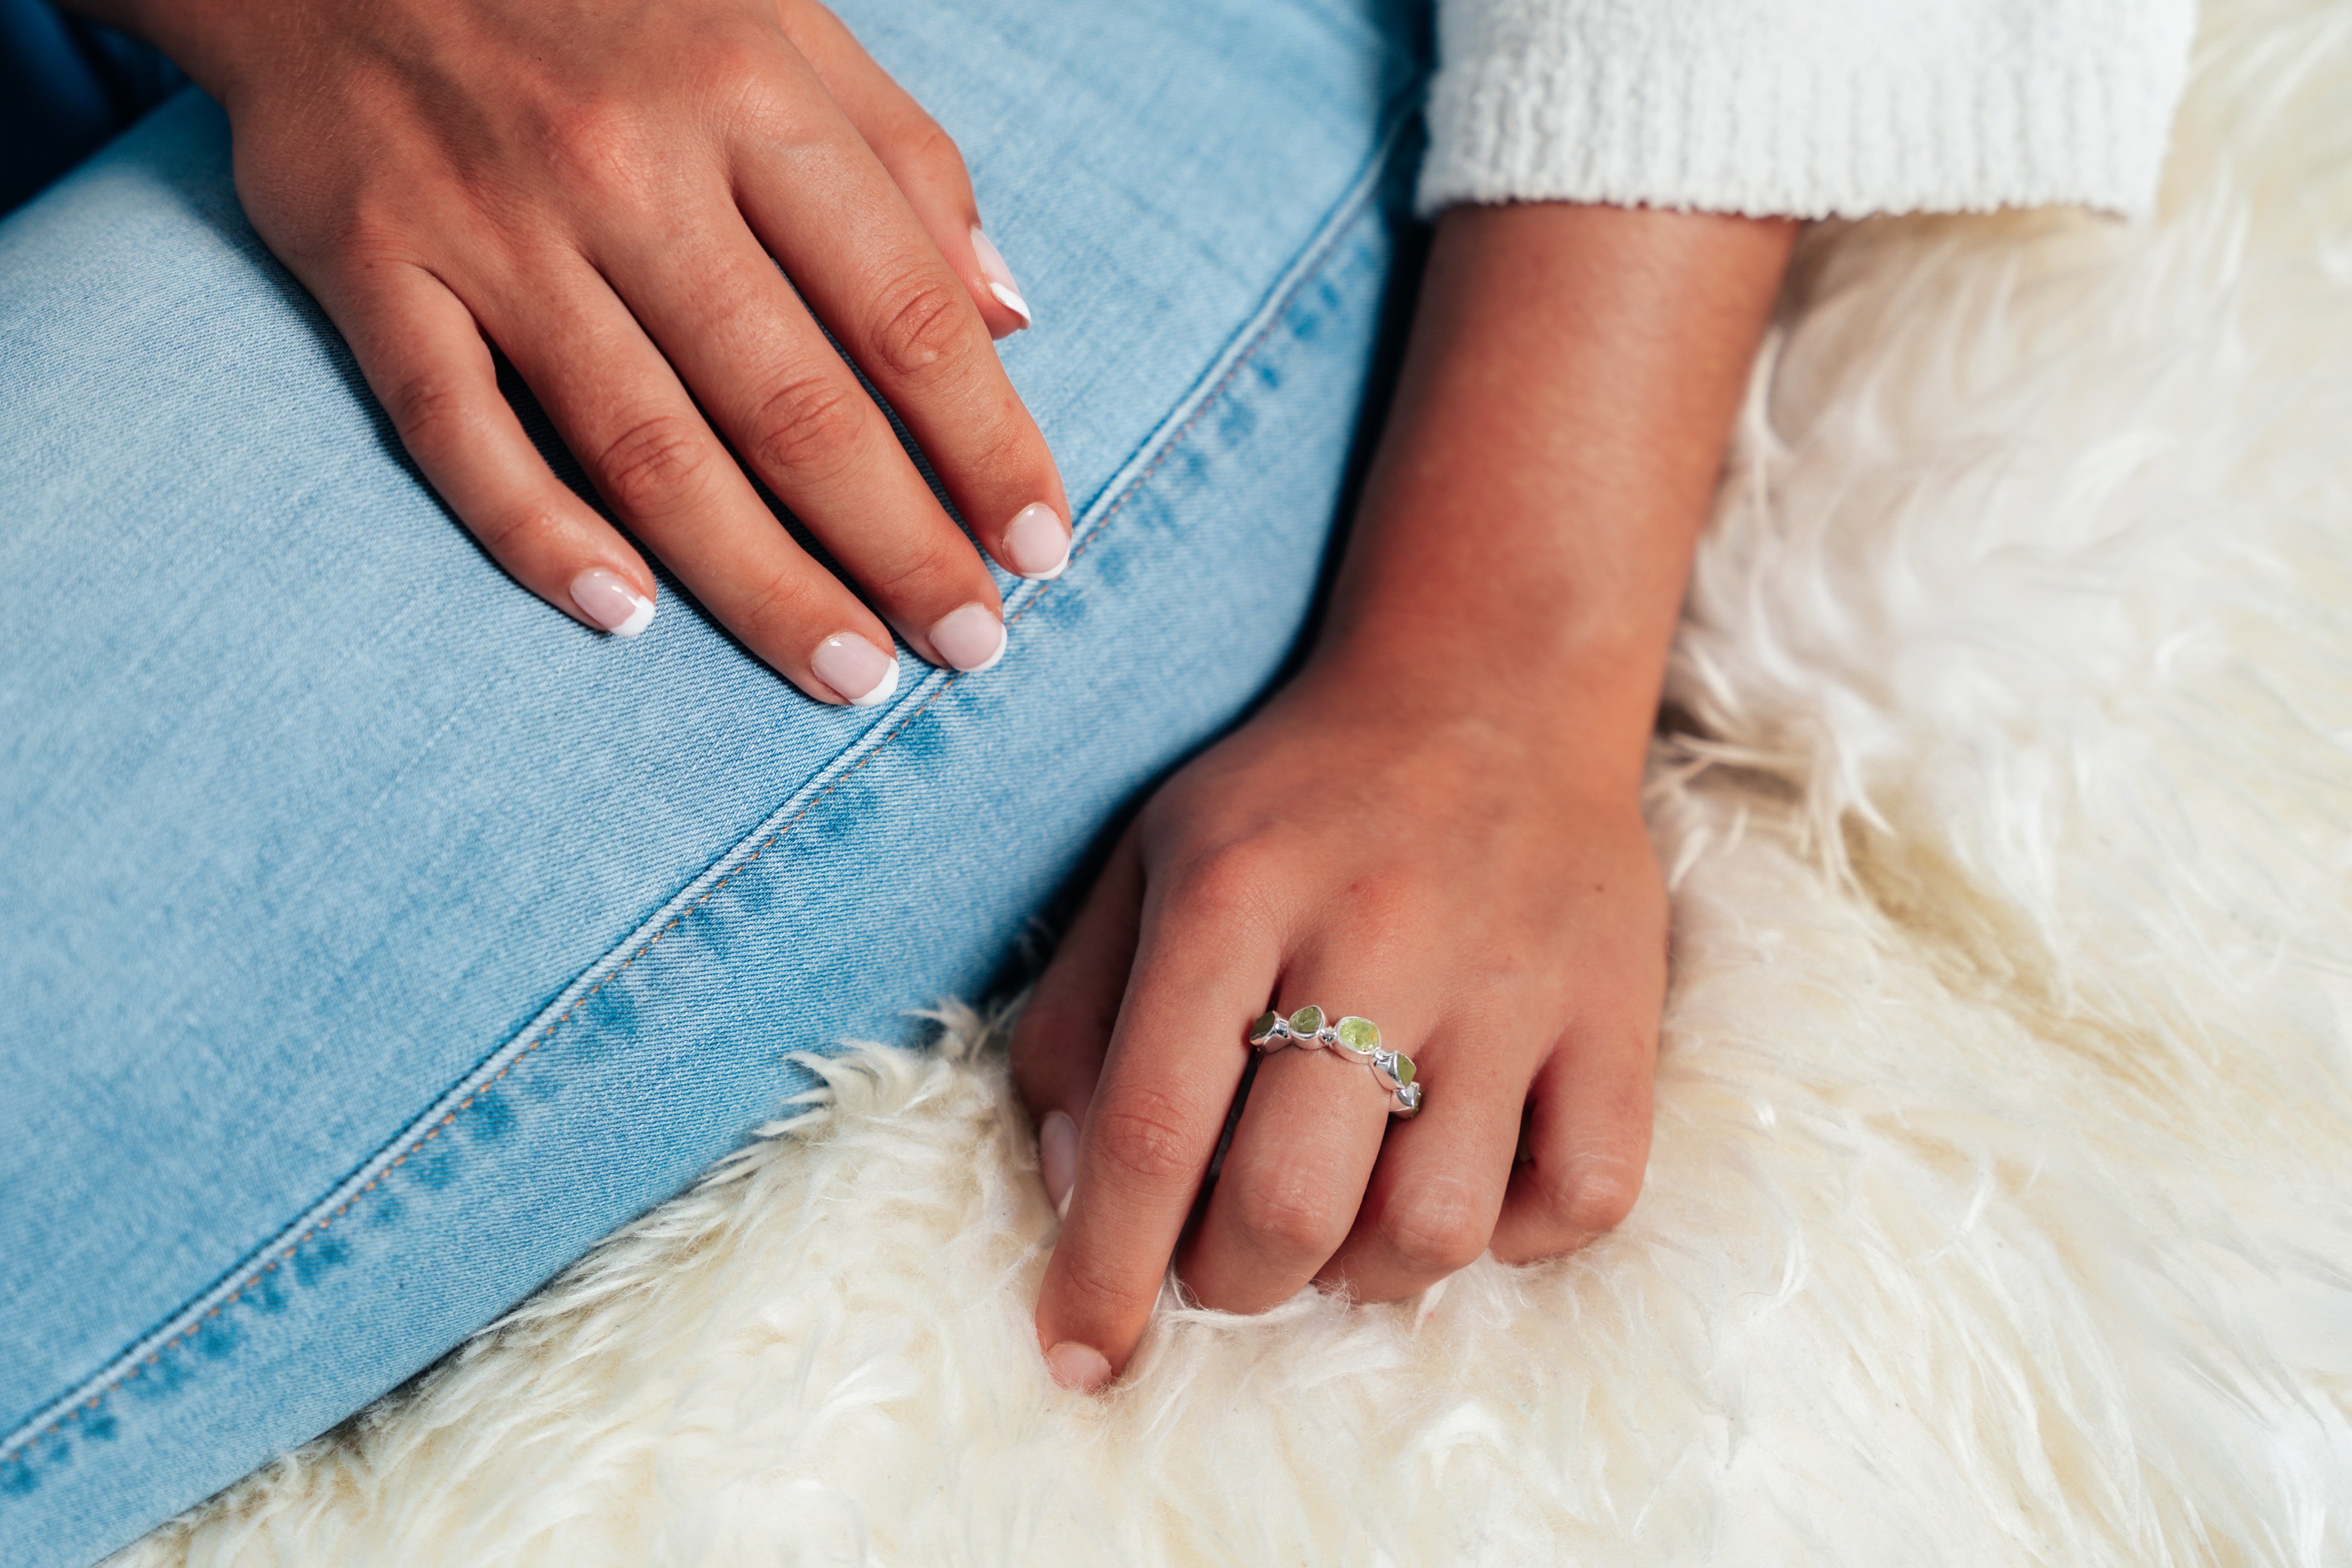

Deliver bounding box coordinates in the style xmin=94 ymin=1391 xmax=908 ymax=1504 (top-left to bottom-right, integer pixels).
xmin=0 ymin=0 xmax=1429 ymax=1561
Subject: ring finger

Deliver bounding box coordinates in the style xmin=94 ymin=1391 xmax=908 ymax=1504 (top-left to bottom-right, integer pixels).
xmin=1177 ymin=973 xmax=1414 ymax=1313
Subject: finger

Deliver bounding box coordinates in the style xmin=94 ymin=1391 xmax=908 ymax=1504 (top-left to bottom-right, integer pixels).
xmin=724 ymin=54 xmax=1074 ymax=585
xmin=1034 ymin=868 xmax=1279 ymax=1389
xmin=1486 ymin=1025 xmax=1654 ymax=1264
xmin=1177 ymin=965 xmax=1401 ymax=1316
xmin=470 ymin=257 xmax=903 ymax=705
xmin=581 ymin=192 xmax=1011 ymax=671
xmin=323 ymin=260 xmax=660 ymax=639
xmin=1011 ymin=830 xmax=1145 ymax=1215
xmin=778 ymin=0 xmax=1034 ymax=337
xmin=1317 ymin=1013 xmax=1523 ymax=1303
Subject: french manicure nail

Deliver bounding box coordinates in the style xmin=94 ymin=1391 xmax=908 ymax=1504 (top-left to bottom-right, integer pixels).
xmin=970 ymin=226 xmax=1033 ymax=326
xmin=570 ymin=568 xmax=655 ymax=638
xmin=1002 ymin=501 xmax=1071 ymax=580
xmin=810 ymin=632 xmax=899 ymax=707
xmin=1039 ymin=1109 xmax=1078 ymax=1218
xmin=929 ymin=603 xmax=1006 ymax=672
xmin=1045 ymin=1341 xmax=1112 ymax=1393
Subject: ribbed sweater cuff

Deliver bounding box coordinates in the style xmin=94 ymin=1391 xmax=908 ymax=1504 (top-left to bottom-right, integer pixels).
xmin=1418 ymin=9 xmax=2194 ymax=221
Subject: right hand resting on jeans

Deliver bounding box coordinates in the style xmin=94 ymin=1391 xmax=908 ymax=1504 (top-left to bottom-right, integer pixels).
xmin=93 ymin=0 xmax=1068 ymax=703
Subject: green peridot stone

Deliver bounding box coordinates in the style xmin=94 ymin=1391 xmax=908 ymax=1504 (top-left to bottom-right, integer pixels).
xmin=1249 ymin=1010 xmax=1282 ymax=1042
xmin=1393 ymin=1053 xmax=1415 ymax=1088
xmin=1334 ymin=1015 xmax=1380 ymax=1052
xmin=1288 ymin=1005 xmax=1325 ymax=1036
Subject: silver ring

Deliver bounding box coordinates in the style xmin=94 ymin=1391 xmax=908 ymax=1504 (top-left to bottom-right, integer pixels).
xmin=1247 ymin=1006 xmax=1421 ymax=1118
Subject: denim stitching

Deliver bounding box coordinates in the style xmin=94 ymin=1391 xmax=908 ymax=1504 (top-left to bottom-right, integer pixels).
xmin=1 ymin=104 xmax=1411 ymax=1475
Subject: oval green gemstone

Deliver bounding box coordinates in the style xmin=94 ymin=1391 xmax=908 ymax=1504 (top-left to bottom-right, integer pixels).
xmin=1249 ymin=1010 xmax=1281 ymax=1042
xmin=1392 ymin=1053 xmax=1415 ymax=1087
xmin=1288 ymin=1005 xmax=1325 ymax=1035
xmin=1334 ymin=1016 xmax=1380 ymax=1052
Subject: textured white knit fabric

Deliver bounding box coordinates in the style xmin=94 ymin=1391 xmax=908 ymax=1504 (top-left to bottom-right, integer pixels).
xmin=1421 ymin=0 xmax=2198 ymax=218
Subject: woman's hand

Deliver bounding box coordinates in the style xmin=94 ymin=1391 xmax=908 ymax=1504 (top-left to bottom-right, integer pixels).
xmin=1014 ymin=201 xmax=1796 ymax=1387
xmin=91 ymin=0 xmax=1066 ymax=701
xmin=1015 ymin=661 xmax=1667 ymax=1383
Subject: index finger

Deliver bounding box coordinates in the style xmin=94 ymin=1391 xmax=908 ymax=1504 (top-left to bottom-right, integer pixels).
xmin=1034 ymin=877 xmax=1277 ymax=1390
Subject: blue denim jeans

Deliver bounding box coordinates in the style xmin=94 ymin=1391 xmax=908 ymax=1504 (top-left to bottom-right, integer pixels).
xmin=0 ymin=1 xmax=1426 ymax=1561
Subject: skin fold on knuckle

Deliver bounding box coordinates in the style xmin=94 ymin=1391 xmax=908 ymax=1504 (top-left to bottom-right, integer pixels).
xmin=1376 ymin=1179 xmax=1491 ymax=1278
xmin=1553 ymin=1152 xmax=1644 ymax=1239
xmin=748 ymin=373 xmax=869 ymax=487
xmin=1086 ymin=1092 xmax=1199 ymax=1190
xmin=470 ymin=503 xmax=569 ymax=561
xmin=383 ymin=371 xmax=487 ymax=471
xmin=1223 ymin=1170 xmax=1356 ymax=1267
xmin=893 ymin=117 xmax=969 ymax=188
xmin=726 ymin=560 xmax=844 ymax=661
xmin=1048 ymin=1236 xmax=1152 ymax=1333
xmin=595 ymin=411 xmax=713 ymax=521
xmin=865 ymin=267 xmax=972 ymax=382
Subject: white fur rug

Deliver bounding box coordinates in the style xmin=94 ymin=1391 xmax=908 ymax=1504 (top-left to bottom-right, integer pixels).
xmin=118 ymin=1 xmax=2352 ymax=1561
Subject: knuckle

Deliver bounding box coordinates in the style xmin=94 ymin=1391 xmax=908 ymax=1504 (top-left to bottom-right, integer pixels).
xmin=1088 ymin=1093 xmax=1199 ymax=1188
xmin=594 ymin=413 xmax=711 ymax=519
xmin=1228 ymin=1175 xmax=1353 ymax=1262
xmin=901 ymin=118 xmax=968 ymax=182
xmin=867 ymin=269 xmax=971 ymax=379
xmin=547 ymin=102 xmax=652 ymax=196
xmin=1167 ymin=845 xmax=1281 ymax=936
xmin=748 ymin=373 xmax=868 ymax=483
xmin=383 ymin=372 xmax=480 ymax=464
xmin=1379 ymin=1182 xmax=1490 ymax=1276
xmin=1544 ymin=1153 xmax=1644 ymax=1240
xmin=1055 ymin=1237 xmax=1147 ymax=1318
xmin=853 ymin=535 xmax=965 ymax=600
xmin=727 ymin=561 xmax=816 ymax=642
xmin=470 ymin=504 xmax=551 ymax=559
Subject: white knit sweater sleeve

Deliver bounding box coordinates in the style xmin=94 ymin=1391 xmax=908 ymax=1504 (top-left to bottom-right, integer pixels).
xmin=1418 ymin=0 xmax=2197 ymax=219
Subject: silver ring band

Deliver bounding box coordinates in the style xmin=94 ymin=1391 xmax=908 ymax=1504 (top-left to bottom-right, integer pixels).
xmin=1247 ymin=1006 xmax=1421 ymax=1118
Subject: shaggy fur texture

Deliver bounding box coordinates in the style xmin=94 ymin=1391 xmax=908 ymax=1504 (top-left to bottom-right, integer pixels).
xmin=116 ymin=1 xmax=2352 ymax=1560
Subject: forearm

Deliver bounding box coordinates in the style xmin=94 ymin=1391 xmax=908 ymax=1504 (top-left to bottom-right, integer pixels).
xmin=1312 ymin=202 xmax=1795 ymax=792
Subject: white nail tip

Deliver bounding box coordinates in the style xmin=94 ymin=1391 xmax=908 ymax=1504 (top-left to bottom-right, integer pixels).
xmin=1019 ymin=554 xmax=1069 ymax=583
xmin=965 ymin=621 xmax=1008 ymax=673
xmin=848 ymin=657 xmax=900 ymax=708
xmin=609 ymin=596 xmax=656 ymax=638
xmin=989 ymin=282 xmax=1033 ymax=324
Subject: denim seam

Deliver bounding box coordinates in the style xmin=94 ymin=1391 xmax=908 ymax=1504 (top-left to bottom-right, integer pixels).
xmin=0 ymin=99 xmax=1412 ymax=1474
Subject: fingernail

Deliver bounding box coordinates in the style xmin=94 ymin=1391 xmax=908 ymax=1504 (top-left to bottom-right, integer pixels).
xmin=929 ymin=602 xmax=1006 ymax=672
xmin=1039 ymin=1109 xmax=1078 ymax=1218
xmin=570 ymin=569 xmax=655 ymax=637
xmin=970 ymin=227 xmax=1033 ymax=326
xmin=1045 ymin=1341 xmax=1111 ymax=1393
xmin=1002 ymin=501 xmax=1071 ymax=581
xmin=810 ymin=633 xmax=899 ymax=707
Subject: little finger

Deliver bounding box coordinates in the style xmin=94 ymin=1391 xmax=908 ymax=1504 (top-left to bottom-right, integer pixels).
xmin=325 ymin=261 xmax=660 ymax=639
xmin=1487 ymin=1027 xmax=1654 ymax=1264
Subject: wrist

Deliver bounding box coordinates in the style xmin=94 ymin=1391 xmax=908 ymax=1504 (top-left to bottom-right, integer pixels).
xmin=1289 ymin=628 xmax=1666 ymax=801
